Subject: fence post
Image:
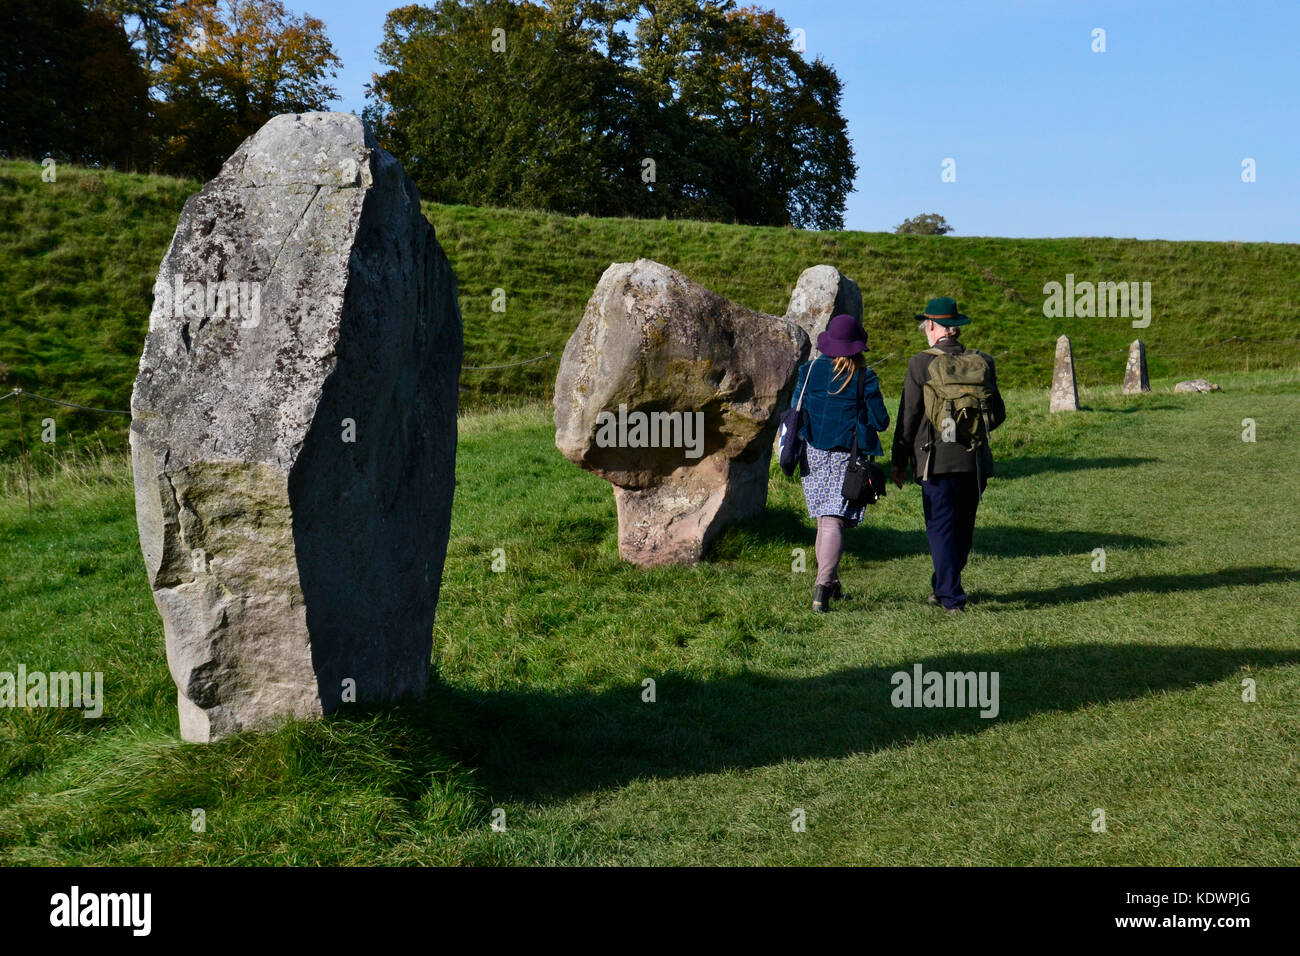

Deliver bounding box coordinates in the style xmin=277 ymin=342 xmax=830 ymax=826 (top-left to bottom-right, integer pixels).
xmin=15 ymin=388 xmax=32 ymax=513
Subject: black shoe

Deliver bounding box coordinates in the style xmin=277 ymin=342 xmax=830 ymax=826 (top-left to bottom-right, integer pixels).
xmin=812 ymin=585 xmax=831 ymax=613
xmin=926 ymin=592 xmax=941 ymax=606
xmin=830 ymin=579 xmax=851 ymax=601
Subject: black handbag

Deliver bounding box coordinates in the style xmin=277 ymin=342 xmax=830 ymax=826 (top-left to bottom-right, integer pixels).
xmin=841 ymin=367 xmax=886 ymax=506
xmin=778 ymin=358 xmax=817 ymax=477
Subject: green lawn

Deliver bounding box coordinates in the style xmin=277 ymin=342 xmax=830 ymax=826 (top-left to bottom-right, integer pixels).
xmin=2 ymin=369 xmax=1297 ymax=865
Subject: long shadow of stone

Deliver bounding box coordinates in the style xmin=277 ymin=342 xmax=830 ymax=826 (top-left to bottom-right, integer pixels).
xmin=383 ymin=644 xmax=1299 ymax=804
xmin=977 ymin=566 xmax=1300 ymax=610
xmin=719 ymin=506 xmax=1164 ymax=562
xmin=994 ymin=455 xmax=1157 ymax=481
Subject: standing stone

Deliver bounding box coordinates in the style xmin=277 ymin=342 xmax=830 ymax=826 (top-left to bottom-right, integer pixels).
xmin=784 ymin=265 xmax=863 ymax=353
xmin=1123 ymin=339 xmax=1150 ymax=394
xmin=554 ymin=259 xmax=808 ymax=566
xmin=1050 ymin=334 xmax=1080 ymax=412
xmin=130 ymin=112 xmax=463 ymax=742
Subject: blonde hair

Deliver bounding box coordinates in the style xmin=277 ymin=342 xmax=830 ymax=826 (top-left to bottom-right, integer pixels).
xmin=830 ymin=353 xmax=866 ymax=394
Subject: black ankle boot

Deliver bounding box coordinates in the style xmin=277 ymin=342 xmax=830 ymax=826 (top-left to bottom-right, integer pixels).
xmin=813 ymin=585 xmax=831 ymax=613
xmin=829 ymin=579 xmax=850 ymax=601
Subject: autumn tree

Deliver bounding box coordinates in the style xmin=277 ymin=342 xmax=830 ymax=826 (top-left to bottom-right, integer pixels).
xmin=157 ymin=0 xmax=340 ymax=177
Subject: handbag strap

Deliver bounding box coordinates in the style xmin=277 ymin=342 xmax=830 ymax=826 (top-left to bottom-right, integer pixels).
xmin=848 ymin=365 xmax=865 ymax=462
xmin=795 ymin=356 xmax=818 ymax=411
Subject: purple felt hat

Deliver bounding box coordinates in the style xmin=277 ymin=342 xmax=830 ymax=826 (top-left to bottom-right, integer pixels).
xmin=816 ymin=314 xmax=869 ymax=357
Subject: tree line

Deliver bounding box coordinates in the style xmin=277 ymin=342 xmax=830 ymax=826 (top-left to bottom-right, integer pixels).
xmin=2 ymin=0 xmax=857 ymax=228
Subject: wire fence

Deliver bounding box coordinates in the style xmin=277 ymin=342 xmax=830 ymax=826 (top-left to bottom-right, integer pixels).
xmin=462 ymin=351 xmax=553 ymax=371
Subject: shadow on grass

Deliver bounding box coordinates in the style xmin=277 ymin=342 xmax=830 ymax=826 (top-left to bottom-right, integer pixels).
xmin=978 ymin=566 xmax=1300 ymax=610
xmin=1078 ymin=404 xmax=1181 ymax=413
xmin=717 ymin=505 xmax=1164 ymax=562
xmin=994 ymin=455 xmax=1157 ymax=480
xmin=379 ymin=643 xmax=1299 ymax=804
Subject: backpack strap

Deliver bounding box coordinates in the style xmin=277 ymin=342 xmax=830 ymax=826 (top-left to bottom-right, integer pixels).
xmin=919 ymin=350 xmax=942 ymax=480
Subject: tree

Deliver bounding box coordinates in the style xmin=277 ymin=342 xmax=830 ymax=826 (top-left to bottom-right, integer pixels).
xmin=0 ymin=0 xmax=152 ymax=168
xmin=157 ymin=0 xmax=340 ymax=177
xmin=367 ymin=1 xmax=617 ymax=214
xmin=896 ymin=213 xmax=953 ymax=235
xmin=365 ymin=0 xmax=856 ymax=226
xmin=90 ymin=0 xmax=181 ymax=84
xmin=631 ymin=1 xmax=856 ymax=227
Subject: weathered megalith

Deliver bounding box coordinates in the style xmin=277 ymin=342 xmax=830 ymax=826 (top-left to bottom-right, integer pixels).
xmin=785 ymin=265 xmax=863 ymax=353
xmin=131 ymin=112 xmax=463 ymax=742
xmin=1050 ymin=334 xmax=1080 ymax=412
xmin=1123 ymin=339 xmax=1150 ymax=394
xmin=554 ymin=259 xmax=809 ymax=566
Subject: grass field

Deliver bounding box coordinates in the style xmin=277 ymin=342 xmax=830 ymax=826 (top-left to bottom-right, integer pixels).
xmin=5 ymin=156 xmax=1300 ymax=456
xmin=2 ymin=368 xmax=1297 ymax=865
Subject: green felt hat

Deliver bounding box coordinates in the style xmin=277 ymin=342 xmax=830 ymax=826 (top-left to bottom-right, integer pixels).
xmin=914 ymin=296 xmax=970 ymax=326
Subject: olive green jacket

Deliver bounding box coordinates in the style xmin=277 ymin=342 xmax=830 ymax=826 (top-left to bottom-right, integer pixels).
xmin=890 ymin=338 xmax=1007 ymax=482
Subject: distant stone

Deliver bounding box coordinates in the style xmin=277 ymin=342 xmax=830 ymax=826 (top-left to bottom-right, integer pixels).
xmin=1123 ymin=339 xmax=1151 ymax=394
xmin=785 ymin=265 xmax=862 ymax=353
xmin=131 ymin=112 xmax=463 ymax=742
xmin=554 ymin=259 xmax=809 ymax=566
xmin=1174 ymin=379 xmax=1222 ymax=393
xmin=1050 ymin=334 xmax=1080 ymax=412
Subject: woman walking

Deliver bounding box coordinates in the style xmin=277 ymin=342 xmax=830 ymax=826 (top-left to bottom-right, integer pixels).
xmin=792 ymin=313 xmax=890 ymax=612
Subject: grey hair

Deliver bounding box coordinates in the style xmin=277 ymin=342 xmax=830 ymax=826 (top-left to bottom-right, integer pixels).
xmin=918 ymin=319 xmax=961 ymax=339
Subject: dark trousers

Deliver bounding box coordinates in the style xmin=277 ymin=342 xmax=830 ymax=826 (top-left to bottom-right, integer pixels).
xmin=921 ymin=473 xmax=985 ymax=609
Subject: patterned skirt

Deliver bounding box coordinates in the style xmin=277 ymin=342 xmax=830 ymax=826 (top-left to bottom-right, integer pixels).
xmin=801 ymin=445 xmax=864 ymax=527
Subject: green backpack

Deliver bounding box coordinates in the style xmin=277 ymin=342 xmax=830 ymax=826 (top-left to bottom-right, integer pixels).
xmin=922 ymin=348 xmax=994 ymax=458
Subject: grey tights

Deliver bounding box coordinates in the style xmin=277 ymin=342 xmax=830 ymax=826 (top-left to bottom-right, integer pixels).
xmin=815 ymin=515 xmax=845 ymax=587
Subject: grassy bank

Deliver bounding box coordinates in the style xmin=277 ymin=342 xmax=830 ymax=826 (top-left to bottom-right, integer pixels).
xmin=2 ymin=369 xmax=1297 ymax=865
xmin=4 ymin=157 xmax=1299 ymax=456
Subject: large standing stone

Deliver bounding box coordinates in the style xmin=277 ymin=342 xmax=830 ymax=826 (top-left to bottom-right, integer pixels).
xmin=130 ymin=112 xmax=463 ymax=742
xmin=554 ymin=259 xmax=809 ymax=566
xmin=785 ymin=265 xmax=863 ymax=353
xmin=1050 ymin=334 xmax=1080 ymax=412
xmin=1123 ymin=339 xmax=1150 ymax=394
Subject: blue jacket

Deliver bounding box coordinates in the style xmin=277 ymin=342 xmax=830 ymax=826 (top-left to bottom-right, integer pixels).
xmin=793 ymin=357 xmax=890 ymax=455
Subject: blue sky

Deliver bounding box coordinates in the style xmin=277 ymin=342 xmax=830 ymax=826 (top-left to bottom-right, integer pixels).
xmin=308 ymin=0 xmax=1299 ymax=242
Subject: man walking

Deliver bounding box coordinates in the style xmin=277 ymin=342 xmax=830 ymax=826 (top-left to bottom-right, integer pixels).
xmin=891 ymin=297 xmax=1006 ymax=612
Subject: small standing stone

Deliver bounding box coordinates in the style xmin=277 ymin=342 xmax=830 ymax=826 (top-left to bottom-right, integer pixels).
xmin=1123 ymin=339 xmax=1150 ymax=394
xmin=1174 ymin=379 xmax=1222 ymax=393
xmin=1050 ymin=334 xmax=1080 ymax=412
